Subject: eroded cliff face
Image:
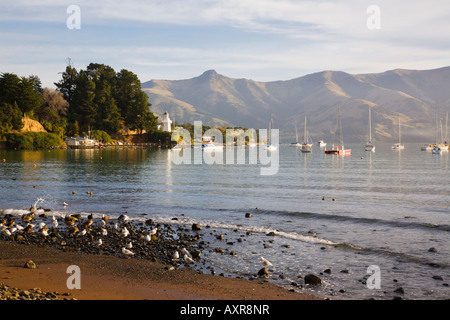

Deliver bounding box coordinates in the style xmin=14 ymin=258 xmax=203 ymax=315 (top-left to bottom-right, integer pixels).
xmin=19 ymin=117 xmax=47 ymax=133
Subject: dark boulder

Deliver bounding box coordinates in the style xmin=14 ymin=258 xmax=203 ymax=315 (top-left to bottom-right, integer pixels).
xmin=304 ymin=274 xmax=322 ymax=285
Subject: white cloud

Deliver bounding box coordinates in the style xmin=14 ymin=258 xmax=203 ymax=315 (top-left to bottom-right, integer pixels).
xmin=3 ymin=0 xmax=450 ymax=43
xmin=1 ymin=0 xmax=450 ymax=87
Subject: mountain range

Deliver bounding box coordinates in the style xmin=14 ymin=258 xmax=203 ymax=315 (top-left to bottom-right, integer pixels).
xmin=141 ymin=67 xmax=450 ymax=143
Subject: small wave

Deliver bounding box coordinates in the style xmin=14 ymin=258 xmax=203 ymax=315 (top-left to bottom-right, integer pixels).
xmin=151 ymin=215 xmax=363 ymax=249
xmin=2 ymin=208 xmax=31 ymax=216
xmin=259 ymin=209 xmax=450 ymax=232
xmin=152 ymin=214 xmax=450 ymax=269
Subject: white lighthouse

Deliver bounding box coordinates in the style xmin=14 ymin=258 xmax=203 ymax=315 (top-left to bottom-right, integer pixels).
xmin=161 ymin=111 xmax=172 ymax=132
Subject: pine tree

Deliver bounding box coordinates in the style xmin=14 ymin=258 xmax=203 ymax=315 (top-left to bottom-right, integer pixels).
xmin=16 ymin=77 xmax=42 ymax=115
xmin=95 ymin=80 xmax=121 ymax=133
xmin=71 ymin=70 xmax=96 ymax=132
xmin=54 ymin=65 xmax=78 ymax=105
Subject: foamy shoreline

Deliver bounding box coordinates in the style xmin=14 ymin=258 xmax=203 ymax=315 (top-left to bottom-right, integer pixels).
xmin=0 ymin=207 xmax=321 ymax=301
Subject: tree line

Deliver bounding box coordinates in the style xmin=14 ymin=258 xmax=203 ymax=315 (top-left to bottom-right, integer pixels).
xmin=0 ymin=62 xmax=159 ymax=142
xmin=0 ymin=73 xmax=42 ymax=134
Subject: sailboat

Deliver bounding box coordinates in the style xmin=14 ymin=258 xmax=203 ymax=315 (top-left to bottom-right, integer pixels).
xmin=364 ymin=106 xmax=375 ymax=152
xmin=421 ymin=111 xmax=449 ymax=151
xmin=300 ymin=116 xmax=313 ymax=153
xmin=325 ymin=108 xmax=351 ymax=155
xmin=432 ymin=145 xmax=442 ymax=154
xmin=266 ymin=119 xmax=277 ymax=151
xmin=439 ymin=116 xmax=449 ymax=151
xmin=290 ymin=126 xmax=301 ymax=147
xmin=392 ymin=116 xmax=405 ymax=150
xmin=445 ymin=112 xmax=449 ymax=150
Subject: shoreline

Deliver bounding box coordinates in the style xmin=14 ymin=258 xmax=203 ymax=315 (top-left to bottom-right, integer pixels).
xmin=0 ymin=240 xmax=319 ymax=300
xmin=0 ymin=211 xmax=321 ymax=300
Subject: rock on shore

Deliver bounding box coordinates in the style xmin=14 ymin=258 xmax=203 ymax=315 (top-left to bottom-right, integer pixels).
xmin=0 ymin=283 xmax=72 ymax=300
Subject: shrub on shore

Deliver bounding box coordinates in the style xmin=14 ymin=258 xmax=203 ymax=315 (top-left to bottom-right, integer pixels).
xmin=4 ymin=132 xmax=63 ymax=149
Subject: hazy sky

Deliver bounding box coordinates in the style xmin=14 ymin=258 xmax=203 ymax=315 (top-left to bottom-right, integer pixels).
xmin=1 ymin=0 xmax=449 ymax=88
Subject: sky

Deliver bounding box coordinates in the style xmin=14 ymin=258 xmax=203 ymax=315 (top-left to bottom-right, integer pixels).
xmin=1 ymin=0 xmax=450 ymax=88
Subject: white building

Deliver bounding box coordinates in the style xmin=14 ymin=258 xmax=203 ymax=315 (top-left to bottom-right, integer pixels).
xmin=160 ymin=111 xmax=172 ymax=132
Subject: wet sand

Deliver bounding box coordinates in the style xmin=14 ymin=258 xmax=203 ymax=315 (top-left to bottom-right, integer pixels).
xmin=0 ymin=240 xmax=320 ymax=300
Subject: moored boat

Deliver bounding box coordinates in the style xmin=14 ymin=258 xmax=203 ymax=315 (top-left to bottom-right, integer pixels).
xmin=364 ymin=106 xmax=375 ymax=152
xmin=392 ymin=116 xmax=405 ymax=150
xmin=325 ymin=108 xmax=351 ymax=156
xmin=265 ymin=119 xmax=278 ymax=151
xmin=65 ymin=137 xmax=99 ymax=149
xmin=317 ymin=140 xmax=327 ymax=147
xmin=202 ymin=142 xmax=223 ymax=151
xmin=300 ymin=116 xmax=313 ymax=153
xmin=421 ymin=143 xmax=448 ymax=151
xmin=432 ymin=145 xmax=442 ymax=154
xmin=290 ymin=126 xmax=301 ymax=147
xmin=324 ymin=145 xmax=352 ymax=155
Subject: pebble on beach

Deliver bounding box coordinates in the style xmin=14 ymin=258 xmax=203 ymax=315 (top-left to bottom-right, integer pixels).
xmin=24 ymin=260 xmax=37 ymax=269
xmin=0 ymin=283 xmax=72 ymax=300
xmin=258 ymin=267 xmax=270 ymax=277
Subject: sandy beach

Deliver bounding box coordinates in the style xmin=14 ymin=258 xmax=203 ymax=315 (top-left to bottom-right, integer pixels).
xmin=0 ymin=209 xmax=321 ymax=301
xmin=0 ymin=240 xmax=319 ymax=301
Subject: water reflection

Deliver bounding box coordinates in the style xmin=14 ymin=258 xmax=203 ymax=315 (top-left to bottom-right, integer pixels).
xmin=166 ymin=149 xmax=173 ymax=188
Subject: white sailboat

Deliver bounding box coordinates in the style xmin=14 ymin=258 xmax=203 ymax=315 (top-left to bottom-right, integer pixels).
xmin=422 ymin=111 xmax=449 ymax=151
xmin=438 ymin=115 xmax=449 ymax=151
xmin=300 ymin=116 xmax=313 ymax=153
xmin=202 ymin=141 xmax=224 ymax=151
xmin=290 ymin=126 xmax=301 ymax=147
xmin=445 ymin=112 xmax=449 ymax=150
xmin=392 ymin=116 xmax=405 ymax=150
xmin=365 ymin=106 xmax=375 ymax=152
xmin=325 ymin=107 xmax=351 ymax=155
xmin=266 ymin=119 xmax=277 ymax=151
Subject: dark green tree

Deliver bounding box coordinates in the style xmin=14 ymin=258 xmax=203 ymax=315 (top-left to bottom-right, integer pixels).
xmin=71 ymin=70 xmax=96 ymax=132
xmin=53 ymin=62 xmax=159 ymax=137
xmin=0 ymin=102 xmax=23 ymax=134
xmin=94 ymin=80 xmax=121 ymax=133
xmin=85 ymin=63 xmax=121 ymax=133
xmin=0 ymin=73 xmax=21 ymax=106
xmin=54 ymin=65 xmax=78 ymax=105
xmin=0 ymin=73 xmax=41 ymax=116
xmin=115 ymin=69 xmax=157 ymax=133
xmin=28 ymin=75 xmax=43 ymax=94
xmin=16 ymin=77 xmax=42 ymax=115
xmin=86 ymin=63 xmax=116 ymax=87
xmin=131 ymin=90 xmax=158 ymax=134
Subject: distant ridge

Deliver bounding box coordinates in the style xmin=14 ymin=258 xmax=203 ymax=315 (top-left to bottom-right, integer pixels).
xmin=142 ymin=67 xmax=450 ymax=142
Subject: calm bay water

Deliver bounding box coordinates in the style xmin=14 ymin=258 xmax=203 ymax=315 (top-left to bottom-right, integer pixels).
xmin=0 ymin=143 xmax=449 ymax=300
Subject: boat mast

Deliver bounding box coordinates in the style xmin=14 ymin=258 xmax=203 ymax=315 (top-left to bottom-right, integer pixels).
xmin=268 ymin=119 xmax=273 ymax=145
xmin=338 ymin=108 xmax=343 ymax=148
xmin=446 ymin=112 xmax=448 ymax=143
xmin=303 ymin=116 xmax=307 ymax=144
xmin=368 ymin=106 xmax=372 ymax=142
xmin=434 ymin=110 xmax=438 ymax=144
